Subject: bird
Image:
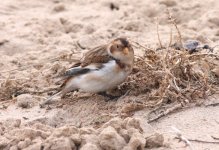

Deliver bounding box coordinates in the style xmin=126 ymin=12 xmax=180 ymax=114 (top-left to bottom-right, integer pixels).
xmin=40 ymin=37 xmax=134 ymax=107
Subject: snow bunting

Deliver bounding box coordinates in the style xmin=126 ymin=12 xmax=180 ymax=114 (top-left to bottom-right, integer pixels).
xmin=40 ymin=37 xmax=134 ymax=106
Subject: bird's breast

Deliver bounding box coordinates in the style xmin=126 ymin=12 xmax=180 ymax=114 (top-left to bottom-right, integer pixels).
xmin=95 ymin=60 xmax=129 ymax=82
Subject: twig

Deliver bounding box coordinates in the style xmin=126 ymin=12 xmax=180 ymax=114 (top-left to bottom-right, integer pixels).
xmin=167 ymin=9 xmax=183 ymax=48
xmin=0 ymin=99 xmax=15 ymax=105
xmin=187 ymin=53 xmax=219 ymax=59
xmin=211 ymin=136 xmax=219 ymax=140
xmin=76 ymin=40 xmax=86 ymax=49
xmin=205 ymin=102 xmax=219 ymax=107
xmin=129 ymin=40 xmax=152 ymax=51
xmin=168 ymin=27 xmax=173 ymax=47
xmin=188 ymin=139 xmax=219 ymax=144
xmin=147 ymin=103 xmax=183 ymax=123
xmin=24 ymin=87 xmax=59 ymax=94
xmin=171 ymin=126 xmax=194 ymax=150
xmin=118 ymin=89 xmax=131 ymax=100
xmin=135 ymin=55 xmax=154 ymax=69
xmin=212 ymin=44 xmax=219 ymax=49
xmin=156 ymin=17 xmax=163 ymax=48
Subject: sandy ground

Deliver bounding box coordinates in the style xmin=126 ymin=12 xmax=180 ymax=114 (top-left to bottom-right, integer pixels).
xmin=0 ymin=0 xmax=219 ymax=149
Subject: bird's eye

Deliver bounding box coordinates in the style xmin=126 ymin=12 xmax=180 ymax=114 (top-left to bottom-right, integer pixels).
xmin=116 ymin=45 xmax=119 ymax=49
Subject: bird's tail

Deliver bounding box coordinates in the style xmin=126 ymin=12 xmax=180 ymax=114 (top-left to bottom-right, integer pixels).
xmin=39 ymin=91 xmax=62 ymax=108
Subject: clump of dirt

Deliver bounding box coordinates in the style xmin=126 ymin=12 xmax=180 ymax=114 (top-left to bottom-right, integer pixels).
xmin=0 ymin=117 xmax=164 ymax=150
xmin=0 ymin=78 xmax=23 ymax=101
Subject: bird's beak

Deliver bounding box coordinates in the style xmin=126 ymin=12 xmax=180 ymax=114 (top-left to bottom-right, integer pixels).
xmin=123 ymin=47 xmax=129 ymax=55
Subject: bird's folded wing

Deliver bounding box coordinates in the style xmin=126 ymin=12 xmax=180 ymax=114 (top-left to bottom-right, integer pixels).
xmin=57 ymin=44 xmax=113 ymax=86
xmin=56 ymin=66 xmax=97 ymax=87
xmin=56 ymin=66 xmax=96 ymax=82
xmin=80 ymin=45 xmax=112 ymax=67
xmin=63 ymin=67 xmax=92 ymax=77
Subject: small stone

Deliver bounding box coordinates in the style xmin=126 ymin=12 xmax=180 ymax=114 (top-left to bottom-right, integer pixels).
xmin=0 ymin=39 xmax=8 ymax=45
xmin=109 ymin=2 xmax=119 ymax=11
xmin=159 ymin=0 xmax=177 ymax=7
xmin=53 ymin=4 xmax=65 ymax=12
xmin=16 ymin=94 xmax=34 ymax=108
xmin=145 ymin=133 xmax=164 ymax=148
xmin=183 ymin=40 xmax=200 ymax=51
xmin=60 ymin=18 xmax=67 ymax=25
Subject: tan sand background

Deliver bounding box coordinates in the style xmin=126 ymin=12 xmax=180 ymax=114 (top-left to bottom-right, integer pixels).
xmin=0 ymin=0 xmax=219 ymax=149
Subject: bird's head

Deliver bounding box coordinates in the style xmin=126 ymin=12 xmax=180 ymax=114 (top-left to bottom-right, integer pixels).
xmin=107 ymin=38 xmax=134 ymax=64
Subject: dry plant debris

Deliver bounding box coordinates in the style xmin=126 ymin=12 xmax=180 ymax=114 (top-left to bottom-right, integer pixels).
xmin=121 ymin=41 xmax=219 ymax=109
xmin=118 ymin=11 xmax=219 ymax=121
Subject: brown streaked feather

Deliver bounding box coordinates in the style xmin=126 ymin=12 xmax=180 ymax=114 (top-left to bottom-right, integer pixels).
xmin=69 ymin=45 xmax=110 ymax=68
xmin=80 ymin=45 xmax=111 ymax=67
xmin=70 ymin=62 xmax=81 ymax=68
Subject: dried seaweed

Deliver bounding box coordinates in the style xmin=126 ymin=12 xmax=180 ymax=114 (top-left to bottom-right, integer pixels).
xmin=118 ymin=11 xmax=219 ymax=120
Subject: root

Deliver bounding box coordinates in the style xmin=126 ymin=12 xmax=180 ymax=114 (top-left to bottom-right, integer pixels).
xmin=171 ymin=126 xmax=193 ymax=149
xmin=188 ymin=139 xmax=219 ymax=144
xmin=147 ymin=103 xmax=184 ymax=123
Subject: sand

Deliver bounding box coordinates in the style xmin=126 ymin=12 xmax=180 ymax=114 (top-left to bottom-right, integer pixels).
xmin=0 ymin=0 xmax=219 ymax=149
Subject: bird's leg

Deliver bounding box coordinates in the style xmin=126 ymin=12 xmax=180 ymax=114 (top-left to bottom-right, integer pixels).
xmin=39 ymin=91 xmax=62 ymax=108
xmin=97 ymin=91 xmax=120 ymax=101
xmin=39 ymin=89 xmax=78 ymax=108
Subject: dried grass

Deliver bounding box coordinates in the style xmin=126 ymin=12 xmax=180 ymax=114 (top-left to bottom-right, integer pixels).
xmin=119 ymin=10 xmax=219 ymax=118
xmin=121 ymin=45 xmax=219 ymax=106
